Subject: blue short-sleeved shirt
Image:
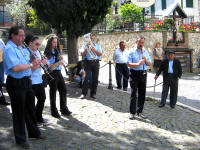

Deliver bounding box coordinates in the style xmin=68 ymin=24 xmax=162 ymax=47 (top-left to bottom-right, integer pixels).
xmin=30 ymin=50 xmax=43 ymax=84
xmin=3 ymin=40 xmax=31 ymax=79
xmin=80 ymin=42 xmax=102 ymax=60
xmin=47 ymin=50 xmax=62 ymax=70
xmin=128 ymin=48 xmax=151 ymax=70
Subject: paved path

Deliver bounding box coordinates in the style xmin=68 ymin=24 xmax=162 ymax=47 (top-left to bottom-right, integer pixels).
xmin=0 ymin=60 xmax=200 ymax=150
xmin=0 ymin=81 xmax=200 ymax=149
xmin=98 ymin=61 xmax=200 ymax=112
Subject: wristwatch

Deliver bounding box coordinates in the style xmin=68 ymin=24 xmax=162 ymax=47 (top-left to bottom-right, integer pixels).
xmin=30 ymin=63 xmax=33 ymax=68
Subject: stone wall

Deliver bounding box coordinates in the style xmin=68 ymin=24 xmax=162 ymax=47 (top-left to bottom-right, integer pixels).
xmin=78 ymin=31 xmax=200 ymax=73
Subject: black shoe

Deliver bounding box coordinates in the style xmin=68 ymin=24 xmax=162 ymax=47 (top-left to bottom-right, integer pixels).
xmin=0 ymin=100 xmax=10 ymax=105
xmin=170 ymin=105 xmax=175 ymax=109
xmin=61 ymin=110 xmax=72 ymax=116
xmin=29 ymin=135 xmax=46 ymax=140
xmin=137 ymin=113 xmax=147 ymax=119
xmin=2 ymin=83 xmax=6 ymax=87
xmin=51 ymin=113 xmax=60 ymax=118
xmin=158 ymin=103 xmax=165 ymax=108
xmin=79 ymin=94 xmax=86 ymax=99
xmin=90 ymin=94 xmax=96 ymax=99
xmin=16 ymin=142 xmax=30 ymax=149
xmin=117 ymin=87 xmax=121 ymax=90
xmin=123 ymin=88 xmax=127 ymax=91
xmin=129 ymin=114 xmax=135 ymax=120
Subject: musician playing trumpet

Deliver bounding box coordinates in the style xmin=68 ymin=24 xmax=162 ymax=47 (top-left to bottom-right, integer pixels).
xmin=79 ymin=33 xmax=102 ymax=99
xmin=44 ymin=36 xmax=71 ymax=118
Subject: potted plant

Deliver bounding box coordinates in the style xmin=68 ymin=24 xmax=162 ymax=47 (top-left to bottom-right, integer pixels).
xmin=167 ymin=38 xmax=176 ymax=46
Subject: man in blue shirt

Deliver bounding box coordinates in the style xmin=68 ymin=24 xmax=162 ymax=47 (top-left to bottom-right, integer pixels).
xmin=154 ymin=50 xmax=182 ymax=108
xmin=3 ymin=26 xmax=44 ymax=149
xmin=80 ymin=33 xmax=102 ymax=99
xmin=127 ymin=36 xmax=152 ymax=120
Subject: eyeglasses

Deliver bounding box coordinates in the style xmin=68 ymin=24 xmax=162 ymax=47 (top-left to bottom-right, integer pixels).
xmin=18 ymin=34 xmax=25 ymax=37
xmin=35 ymin=43 xmax=41 ymax=46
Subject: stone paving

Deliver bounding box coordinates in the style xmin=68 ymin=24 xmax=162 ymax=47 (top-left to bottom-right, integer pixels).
xmin=0 ymin=78 xmax=200 ymax=150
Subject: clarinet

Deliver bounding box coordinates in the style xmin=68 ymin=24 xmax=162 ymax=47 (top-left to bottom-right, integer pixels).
xmin=23 ymin=42 xmax=54 ymax=82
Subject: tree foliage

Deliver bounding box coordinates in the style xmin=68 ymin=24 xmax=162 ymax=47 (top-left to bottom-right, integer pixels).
xmin=26 ymin=9 xmax=51 ymax=34
xmin=6 ymin=0 xmax=31 ymax=26
xmin=28 ymin=0 xmax=112 ymax=37
xmin=118 ymin=3 xmax=143 ymax=22
xmin=28 ymin=0 xmax=112 ymax=69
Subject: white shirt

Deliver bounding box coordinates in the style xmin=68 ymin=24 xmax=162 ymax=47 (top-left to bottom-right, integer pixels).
xmin=113 ymin=48 xmax=129 ymax=64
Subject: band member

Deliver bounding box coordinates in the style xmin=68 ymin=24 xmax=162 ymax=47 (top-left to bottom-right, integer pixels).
xmin=127 ymin=36 xmax=152 ymax=120
xmin=0 ymin=39 xmax=10 ymax=105
xmin=3 ymin=26 xmax=44 ymax=149
xmin=44 ymin=36 xmax=71 ymax=118
xmin=79 ymin=33 xmax=102 ymax=99
xmin=24 ymin=35 xmax=48 ymax=125
xmin=113 ymin=41 xmax=129 ymax=91
xmin=154 ymin=50 xmax=182 ymax=108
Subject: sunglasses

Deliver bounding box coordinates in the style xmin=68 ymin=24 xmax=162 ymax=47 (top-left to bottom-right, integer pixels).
xmin=35 ymin=43 xmax=41 ymax=46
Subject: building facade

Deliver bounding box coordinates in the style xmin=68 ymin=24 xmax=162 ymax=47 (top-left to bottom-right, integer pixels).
xmin=147 ymin=0 xmax=199 ymax=22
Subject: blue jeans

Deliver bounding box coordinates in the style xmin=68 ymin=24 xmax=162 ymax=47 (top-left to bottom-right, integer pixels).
xmin=0 ymin=62 xmax=4 ymax=84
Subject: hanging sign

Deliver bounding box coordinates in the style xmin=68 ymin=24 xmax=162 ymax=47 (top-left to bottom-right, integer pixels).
xmin=131 ymin=0 xmax=156 ymax=8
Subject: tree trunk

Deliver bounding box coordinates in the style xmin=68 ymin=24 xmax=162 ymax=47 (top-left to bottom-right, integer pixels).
xmin=67 ymin=35 xmax=78 ymax=81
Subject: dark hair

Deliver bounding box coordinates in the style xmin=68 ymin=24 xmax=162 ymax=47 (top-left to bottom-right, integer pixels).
xmin=44 ymin=36 xmax=60 ymax=59
xmin=137 ymin=35 xmax=145 ymax=41
xmin=24 ymin=34 xmax=39 ymax=45
xmin=119 ymin=41 xmax=124 ymax=47
xmin=9 ymin=26 xmax=24 ymax=40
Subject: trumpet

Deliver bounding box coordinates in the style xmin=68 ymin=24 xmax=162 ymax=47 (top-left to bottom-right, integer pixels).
xmin=83 ymin=33 xmax=97 ymax=60
xmin=23 ymin=42 xmax=54 ymax=82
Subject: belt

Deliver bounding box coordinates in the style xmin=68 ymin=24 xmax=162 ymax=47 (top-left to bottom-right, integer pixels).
xmin=8 ymin=75 xmax=30 ymax=80
xmin=130 ymin=69 xmax=147 ymax=73
xmin=87 ymin=59 xmax=99 ymax=62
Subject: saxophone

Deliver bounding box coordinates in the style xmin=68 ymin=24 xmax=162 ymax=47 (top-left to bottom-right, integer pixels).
xmin=49 ymin=49 xmax=68 ymax=72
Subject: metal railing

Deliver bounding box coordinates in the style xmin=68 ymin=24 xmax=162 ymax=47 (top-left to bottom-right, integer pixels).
xmin=92 ymin=15 xmax=199 ymax=33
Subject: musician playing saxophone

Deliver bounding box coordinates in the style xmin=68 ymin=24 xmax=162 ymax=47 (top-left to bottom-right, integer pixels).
xmin=44 ymin=36 xmax=71 ymax=118
xmin=79 ymin=33 xmax=102 ymax=99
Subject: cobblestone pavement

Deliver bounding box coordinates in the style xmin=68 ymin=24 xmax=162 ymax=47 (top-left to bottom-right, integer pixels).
xmin=98 ymin=61 xmax=200 ymax=112
xmin=0 ymin=79 xmax=200 ymax=150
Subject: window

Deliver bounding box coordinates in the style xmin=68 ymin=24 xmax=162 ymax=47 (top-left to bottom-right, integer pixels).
xmin=151 ymin=4 xmax=155 ymax=15
xmin=186 ymin=0 xmax=193 ymax=8
xmin=162 ymin=0 xmax=166 ymax=10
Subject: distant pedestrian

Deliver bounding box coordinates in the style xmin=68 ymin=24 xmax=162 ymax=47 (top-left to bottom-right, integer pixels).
xmin=154 ymin=50 xmax=182 ymax=109
xmin=128 ymin=36 xmax=152 ymax=120
xmin=113 ymin=41 xmax=129 ymax=91
xmin=153 ymin=42 xmax=164 ymax=72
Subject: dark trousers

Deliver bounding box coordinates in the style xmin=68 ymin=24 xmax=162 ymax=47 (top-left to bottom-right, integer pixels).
xmin=160 ymin=74 xmax=178 ymax=106
xmin=32 ymin=83 xmax=46 ymax=122
xmin=115 ymin=63 xmax=129 ymax=89
xmin=49 ymin=70 xmax=69 ymax=114
xmin=82 ymin=60 xmax=99 ymax=96
xmin=129 ymin=70 xmax=147 ymax=114
xmin=6 ymin=76 xmax=41 ymax=144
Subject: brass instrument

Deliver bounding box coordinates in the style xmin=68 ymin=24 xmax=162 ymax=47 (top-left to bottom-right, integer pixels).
xmin=23 ymin=42 xmax=54 ymax=82
xmin=83 ymin=33 xmax=97 ymax=60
